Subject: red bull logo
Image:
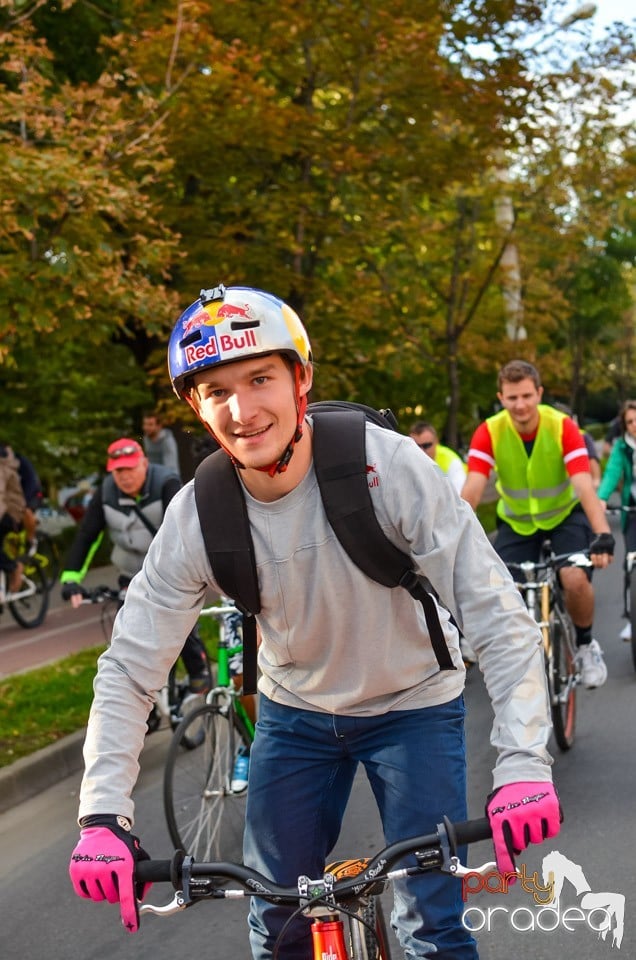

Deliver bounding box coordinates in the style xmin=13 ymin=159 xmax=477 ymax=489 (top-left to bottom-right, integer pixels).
xmin=219 ymin=329 xmax=258 ymax=353
xmin=184 ymin=329 xmax=258 ymax=367
xmin=217 ymin=302 xmax=255 ymax=323
xmin=184 ymin=337 xmax=219 ymax=366
xmin=182 ymin=308 xmax=209 ymax=336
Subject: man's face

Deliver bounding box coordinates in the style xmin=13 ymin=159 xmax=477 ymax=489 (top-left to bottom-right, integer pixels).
xmin=191 ymin=354 xmax=312 ymax=472
xmin=411 ymin=429 xmax=437 ymax=460
xmin=143 ymin=416 xmax=160 ymax=440
xmin=111 ymin=460 xmax=148 ymax=496
xmin=497 ymin=377 xmax=543 ymax=434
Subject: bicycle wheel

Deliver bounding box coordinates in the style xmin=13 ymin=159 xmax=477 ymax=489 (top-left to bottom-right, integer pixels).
xmin=629 ymin=574 xmax=636 ymax=671
xmin=34 ymin=531 xmax=61 ymax=589
xmin=549 ymin=608 xmax=576 ymax=751
xmin=8 ymin=557 xmax=49 ymax=628
xmin=163 ymin=701 xmax=252 ymax=862
xmin=349 ymin=897 xmax=393 ymax=960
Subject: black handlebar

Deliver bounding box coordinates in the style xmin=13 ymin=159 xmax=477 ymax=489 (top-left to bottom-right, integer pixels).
xmin=136 ymin=816 xmax=492 ymax=894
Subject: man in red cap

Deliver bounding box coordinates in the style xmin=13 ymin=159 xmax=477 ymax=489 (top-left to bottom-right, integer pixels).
xmin=60 ymin=437 xmax=210 ymax=694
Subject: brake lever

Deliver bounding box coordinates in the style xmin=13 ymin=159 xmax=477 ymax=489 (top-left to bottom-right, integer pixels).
xmin=139 ymin=893 xmax=188 ymax=917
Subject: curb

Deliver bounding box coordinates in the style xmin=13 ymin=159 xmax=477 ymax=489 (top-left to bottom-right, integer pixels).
xmin=0 ymin=727 xmax=86 ymax=815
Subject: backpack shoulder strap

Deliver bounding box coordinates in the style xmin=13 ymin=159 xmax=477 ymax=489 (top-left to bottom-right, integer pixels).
xmin=194 ymin=450 xmax=260 ymax=694
xmin=311 ymin=410 xmax=455 ymax=671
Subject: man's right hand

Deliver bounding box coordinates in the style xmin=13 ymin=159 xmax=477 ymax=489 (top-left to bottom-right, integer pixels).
xmin=68 ymin=815 xmax=151 ymax=933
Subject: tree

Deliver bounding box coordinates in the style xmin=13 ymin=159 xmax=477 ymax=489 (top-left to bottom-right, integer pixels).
xmin=0 ymin=7 xmax=181 ymax=484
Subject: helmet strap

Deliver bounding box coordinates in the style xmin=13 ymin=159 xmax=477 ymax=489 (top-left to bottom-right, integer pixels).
xmin=259 ymin=362 xmax=307 ymax=477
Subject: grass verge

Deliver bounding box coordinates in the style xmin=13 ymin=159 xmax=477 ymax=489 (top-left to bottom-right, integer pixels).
xmin=0 ymin=616 xmax=223 ymax=769
xmin=0 ymin=645 xmax=105 ymax=768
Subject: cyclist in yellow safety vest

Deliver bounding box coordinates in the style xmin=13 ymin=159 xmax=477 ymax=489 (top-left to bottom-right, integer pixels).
xmin=461 ymin=359 xmax=614 ymax=689
xmin=409 ymin=421 xmax=467 ymax=497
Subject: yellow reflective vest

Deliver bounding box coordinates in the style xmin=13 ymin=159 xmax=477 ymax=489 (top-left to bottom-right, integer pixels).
xmin=488 ymin=405 xmax=578 ymax=535
xmin=435 ymin=445 xmax=466 ymax=476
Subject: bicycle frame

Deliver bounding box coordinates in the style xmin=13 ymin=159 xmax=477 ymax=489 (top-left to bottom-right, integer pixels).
xmin=200 ymin=601 xmax=255 ymax=740
xmin=507 ymin=548 xmax=589 ymax=752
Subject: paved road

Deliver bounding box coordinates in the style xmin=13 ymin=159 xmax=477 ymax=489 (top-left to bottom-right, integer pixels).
xmin=1 ymin=521 xmax=634 ymax=958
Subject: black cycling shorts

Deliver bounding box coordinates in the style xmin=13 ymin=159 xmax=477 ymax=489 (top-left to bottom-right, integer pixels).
xmin=494 ymin=506 xmax=593 ymax=579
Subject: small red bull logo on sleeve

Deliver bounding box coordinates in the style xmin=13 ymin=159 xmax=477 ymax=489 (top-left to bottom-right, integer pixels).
xmin=366 ymin=464 xmax=379 ymax=488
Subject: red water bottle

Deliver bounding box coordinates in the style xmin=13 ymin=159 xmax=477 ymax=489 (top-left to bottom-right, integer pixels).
xmin=311 ymin=918 xmax=348 ymax=959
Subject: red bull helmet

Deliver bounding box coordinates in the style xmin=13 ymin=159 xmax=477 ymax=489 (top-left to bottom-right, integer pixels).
xmin=168 ymin=284 xmax=312 ymax=476
xmin=168 ymin=284 xmax=311 ymax=398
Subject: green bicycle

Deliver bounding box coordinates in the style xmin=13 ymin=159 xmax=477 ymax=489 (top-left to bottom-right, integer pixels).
xmin=163 ymin=598 xmax=255 ymax=863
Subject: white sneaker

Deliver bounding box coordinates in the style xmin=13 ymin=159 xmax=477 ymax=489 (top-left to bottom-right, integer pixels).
xmin=576 ymin=639 xmax=608 ymax=689
xmin=620 ymin=622 xmax=632 ymax=641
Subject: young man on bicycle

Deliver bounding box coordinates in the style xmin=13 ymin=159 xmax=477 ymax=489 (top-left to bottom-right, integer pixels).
xmin=461 ymin=359 xmax=614 ymax=689
xmin=60 ymin=437 xmax=211 ymax=694
xmin=69 ymin=287 xmax=562 ymax=958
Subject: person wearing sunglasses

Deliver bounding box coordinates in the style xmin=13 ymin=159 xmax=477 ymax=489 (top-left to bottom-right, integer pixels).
xmin=409 ymin=421 xmax=467 ymax=496
xmin=60 ymin=437 xmax=211 ymax=694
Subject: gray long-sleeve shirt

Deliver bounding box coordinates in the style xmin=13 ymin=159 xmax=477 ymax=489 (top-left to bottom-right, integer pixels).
xmin=78 ymin=421 xmax=553 ymax=823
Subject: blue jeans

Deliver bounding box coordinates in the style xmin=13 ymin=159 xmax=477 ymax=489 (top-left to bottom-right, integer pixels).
xmin=244 ymin=694 xmax=477 ymax=959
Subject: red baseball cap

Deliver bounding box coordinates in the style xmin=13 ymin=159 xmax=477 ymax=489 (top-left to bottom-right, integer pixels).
xmin=106 ymin=438 xmax=145 ymax=471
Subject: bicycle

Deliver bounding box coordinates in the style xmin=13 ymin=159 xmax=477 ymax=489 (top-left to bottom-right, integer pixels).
xmin=32 ymin=528 xmax=61 ymax=589
xmin=0 ymin=536 xmax=49 ymax=628
xmin=163 ymin=598 xmax=255 ymax=864
xmin=604 ymin=505 xmax=636 ymax=669
xmin=3 ymin=526 xmax=60 ymax=591
xmin=506 ymin=545 xmax=592 ymax=752
xmin=137 ymin=815 xmax=494 ymax=960
xmin=77 ymin=584 xmax=213 ymax=740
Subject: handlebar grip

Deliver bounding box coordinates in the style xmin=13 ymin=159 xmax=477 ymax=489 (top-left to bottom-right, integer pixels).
xmin=451 ymin=817 xmax=492 ymax=847
xmin=137 ymin=860 xmax=173 ymax=883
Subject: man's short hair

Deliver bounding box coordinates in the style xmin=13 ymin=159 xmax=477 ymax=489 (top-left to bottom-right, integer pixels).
xmin=409 ymin=420 xmax=438 ymax=439
xmin=497 ymin=360 xmax=541 ymax=391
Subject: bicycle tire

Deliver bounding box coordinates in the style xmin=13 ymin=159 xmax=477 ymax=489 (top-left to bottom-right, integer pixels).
xmin=8 ymin=557 xmax=49 ymax=628
xmin=629 ymin=574 xmax=636 ymax=672
xmin=163 ymin=701 xmax=252 ymax=863
xmin=548 ymin=607 xmax=576 ymax=751
xmin=34 ymin=531 xmax=61 ymax=589
xmin=349 ymin=897 xmax=393 ymax=960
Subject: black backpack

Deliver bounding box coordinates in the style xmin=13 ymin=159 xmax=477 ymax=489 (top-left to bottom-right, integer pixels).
xmin=194 ymin=402 xmax=455 ymax=693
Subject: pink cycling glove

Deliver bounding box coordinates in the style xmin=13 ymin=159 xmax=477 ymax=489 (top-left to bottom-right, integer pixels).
xmin=69 ymin=815 xmax=151 ymax=933
xmin=486 ymin=781 xmax=562 ymax=876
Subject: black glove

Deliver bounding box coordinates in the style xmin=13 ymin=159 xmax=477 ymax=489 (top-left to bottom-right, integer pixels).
xmin=61 ymin=581 xmax=84 ymax=602
xmin=589 ymin=532 xmax=615 ymax=556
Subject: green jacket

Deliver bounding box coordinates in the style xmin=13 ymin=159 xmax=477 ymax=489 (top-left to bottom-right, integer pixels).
xmin=598 ymin=437 xmax=633 ymax=532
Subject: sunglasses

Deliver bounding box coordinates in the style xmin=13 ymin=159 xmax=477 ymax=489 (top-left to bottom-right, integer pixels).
xmin=108 ymin=445 xmax=142 ymax=459
xmin=417 ymin=441 xmax=434 ymax=450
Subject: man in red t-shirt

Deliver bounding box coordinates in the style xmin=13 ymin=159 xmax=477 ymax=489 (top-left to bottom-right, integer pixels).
xmin=461 ymin=359 xmax=613 ymax=688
